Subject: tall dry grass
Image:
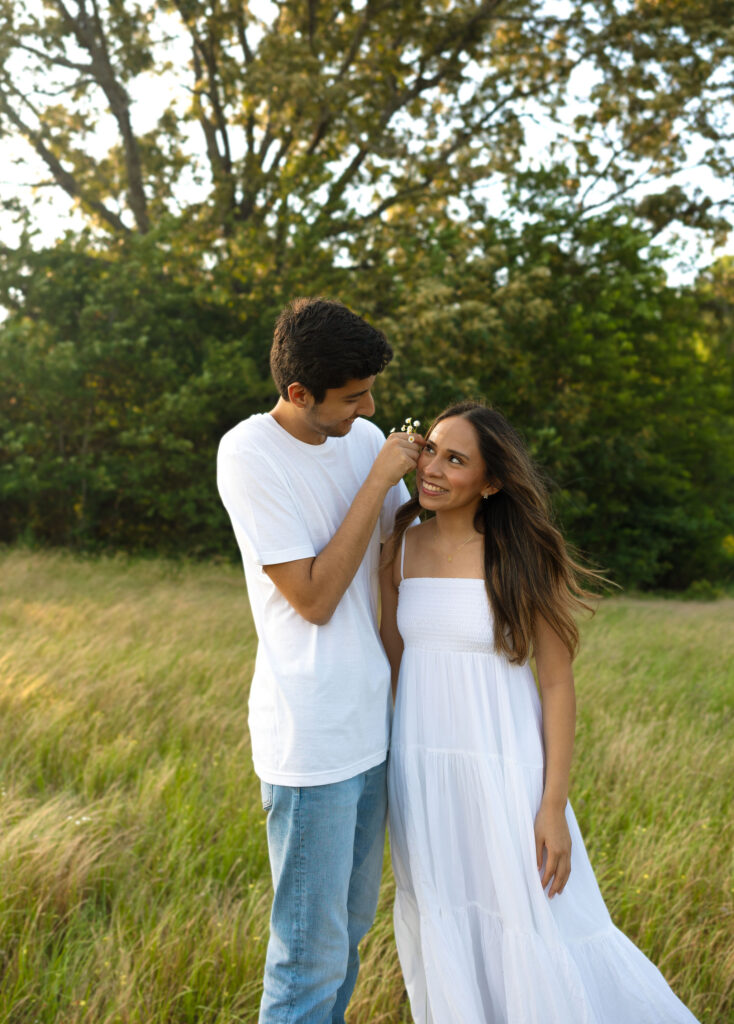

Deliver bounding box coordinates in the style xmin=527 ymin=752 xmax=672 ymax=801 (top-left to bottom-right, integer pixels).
xmin=0 ymin=549 xmax=731 ymax=1022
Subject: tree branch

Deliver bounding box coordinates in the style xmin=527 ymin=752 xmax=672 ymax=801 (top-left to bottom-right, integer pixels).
xmin=233 ymin=4 xmax=254 ymax=65
xmin=232 ymin=8 xmax=256 ymax=157
xmin=192 ymin=34 xmax=232 ymax=176
xmin=49 ymin=0 xmax=150 ymax=233
xmin=17 ymin=40 xmax=93 ymax=73
xmin=190 ymin=43 xmax=229 ymax=180
xmin=336 ymin=0 xmax=380 ymax=81
xmin=307 ymin=0 xmax=319 ymax=57
xmin=0 ymin=93 xmax=129 ymax=234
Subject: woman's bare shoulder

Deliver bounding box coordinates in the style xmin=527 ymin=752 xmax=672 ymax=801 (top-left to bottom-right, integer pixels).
xmin=382 ymin=521 xmax=427 ymax=570
xmin=402 ymin=518 xmax=436 ymax=573
xmin=406 ymin=519 xmax=434 ymax=542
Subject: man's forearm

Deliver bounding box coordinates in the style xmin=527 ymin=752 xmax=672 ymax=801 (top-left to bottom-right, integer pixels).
xmin=263 ymin=432 xmax=419 ymax=624
xmin=304 ymin=471 xmax=391 ymax=623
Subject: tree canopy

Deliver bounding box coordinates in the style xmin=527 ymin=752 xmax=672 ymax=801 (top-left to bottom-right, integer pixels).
xmin=1 ymin=0 xmax=732 ymax=247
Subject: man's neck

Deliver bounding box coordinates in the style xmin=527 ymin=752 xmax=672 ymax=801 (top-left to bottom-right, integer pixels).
xmin=269 ymin=399 xmax=327 ymax=445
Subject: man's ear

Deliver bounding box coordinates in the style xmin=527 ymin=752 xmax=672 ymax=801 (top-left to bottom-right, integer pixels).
xmin=287 ymin=382 xmax=314 ymax=410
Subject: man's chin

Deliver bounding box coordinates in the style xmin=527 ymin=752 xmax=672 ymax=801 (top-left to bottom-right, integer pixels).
xmin=328 ymin=420 xmax=356 ymax=437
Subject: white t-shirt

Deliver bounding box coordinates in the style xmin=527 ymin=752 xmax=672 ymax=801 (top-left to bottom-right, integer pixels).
xmin=217 ymin=413 xmax=409 ymax=786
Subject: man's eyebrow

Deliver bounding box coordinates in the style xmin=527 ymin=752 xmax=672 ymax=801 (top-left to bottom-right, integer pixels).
xmin=343 ymin=387 xmax=370 ymax=399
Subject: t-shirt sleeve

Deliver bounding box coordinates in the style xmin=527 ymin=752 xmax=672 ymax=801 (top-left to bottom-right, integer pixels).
xmin=217 ymin=442 xmax=316 ymax=566
xmin=379 ymin=478 xmax=412 ymax=543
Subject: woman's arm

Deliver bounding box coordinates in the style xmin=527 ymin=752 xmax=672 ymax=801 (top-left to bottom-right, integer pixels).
xmin=379 ymin=542 xmax=404 ymax=701
xmin=532 ymin=615 xmax=576 ymax=898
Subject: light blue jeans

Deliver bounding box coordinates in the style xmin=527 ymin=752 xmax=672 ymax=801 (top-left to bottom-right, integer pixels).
xmin=258 ymin=760 xmax=388 ymax=1024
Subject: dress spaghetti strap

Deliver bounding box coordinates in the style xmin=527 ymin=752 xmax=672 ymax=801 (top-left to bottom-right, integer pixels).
xmin=399 ymin=531 xmax=408 ymax=582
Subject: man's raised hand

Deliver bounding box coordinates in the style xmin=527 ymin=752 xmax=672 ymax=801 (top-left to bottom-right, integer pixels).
xmin=370 ymin=430 xmax=424 ymax=489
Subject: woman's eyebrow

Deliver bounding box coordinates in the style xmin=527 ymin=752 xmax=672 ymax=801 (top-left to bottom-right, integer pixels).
xmin=425 ymin=439 xmax=469 ymax=459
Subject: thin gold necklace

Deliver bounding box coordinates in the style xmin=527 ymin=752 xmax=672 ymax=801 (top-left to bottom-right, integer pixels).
xmin=436 ymin=529 xmax=479 ymax=562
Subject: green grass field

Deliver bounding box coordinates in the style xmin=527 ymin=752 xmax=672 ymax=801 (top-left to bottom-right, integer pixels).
xmin=0 ymin=549 xmax=732 ymax=1023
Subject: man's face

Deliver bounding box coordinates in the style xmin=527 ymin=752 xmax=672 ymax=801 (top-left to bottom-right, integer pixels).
xmin=304 ymin=376 xmax=377 ymax=438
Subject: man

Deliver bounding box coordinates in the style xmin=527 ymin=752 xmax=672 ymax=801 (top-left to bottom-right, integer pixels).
xmin=217 ymin=297 xmax=421 ymax=1023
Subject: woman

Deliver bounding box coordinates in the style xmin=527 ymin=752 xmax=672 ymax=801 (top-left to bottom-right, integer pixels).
xmin=380 ymin=400 xmax=699 ymax=1023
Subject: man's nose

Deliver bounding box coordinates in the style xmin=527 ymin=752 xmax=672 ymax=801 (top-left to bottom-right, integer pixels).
xmin=359 ymin=391 xmax=375 ymax=417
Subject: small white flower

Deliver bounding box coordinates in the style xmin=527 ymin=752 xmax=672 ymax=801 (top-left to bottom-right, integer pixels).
xmin=392 ymin=415 xmax=422 ymax=436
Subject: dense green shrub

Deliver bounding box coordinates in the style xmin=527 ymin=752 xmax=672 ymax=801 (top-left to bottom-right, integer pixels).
xmin=1 ymin=211 xmax=732 ymax=587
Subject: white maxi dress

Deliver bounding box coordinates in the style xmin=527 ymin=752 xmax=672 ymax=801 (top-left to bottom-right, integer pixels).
xmin=388 ymin=554 xmax=699 ymax=1023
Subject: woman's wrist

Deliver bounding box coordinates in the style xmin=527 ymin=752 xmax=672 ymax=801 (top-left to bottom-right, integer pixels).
xmin=540 ymin=789 xmax=568 ymax=811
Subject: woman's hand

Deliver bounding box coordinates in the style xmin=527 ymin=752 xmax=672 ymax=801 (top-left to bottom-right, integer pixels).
xmin=534 ymin=800 xmax=572 ymax=898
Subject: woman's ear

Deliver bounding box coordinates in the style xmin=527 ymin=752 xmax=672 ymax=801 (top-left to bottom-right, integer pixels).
xmin=481 ymin=481 xmax=501 ymax=499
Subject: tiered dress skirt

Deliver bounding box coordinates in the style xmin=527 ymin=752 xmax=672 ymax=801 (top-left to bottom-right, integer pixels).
xmin=388 ymin=577 xmax=699 ymax=1024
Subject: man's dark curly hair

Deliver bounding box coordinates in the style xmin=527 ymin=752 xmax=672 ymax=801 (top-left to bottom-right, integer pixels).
xmin=270 ymin=297 xmax=393 ymax=402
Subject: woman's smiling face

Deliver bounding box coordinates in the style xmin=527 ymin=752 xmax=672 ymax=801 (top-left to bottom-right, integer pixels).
xmin=417 ymin=415 xmax=497 ymax=512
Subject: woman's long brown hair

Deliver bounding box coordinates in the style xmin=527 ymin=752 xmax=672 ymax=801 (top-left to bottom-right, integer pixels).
xmin=390 ymin=400 xmax=607 ymax=664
